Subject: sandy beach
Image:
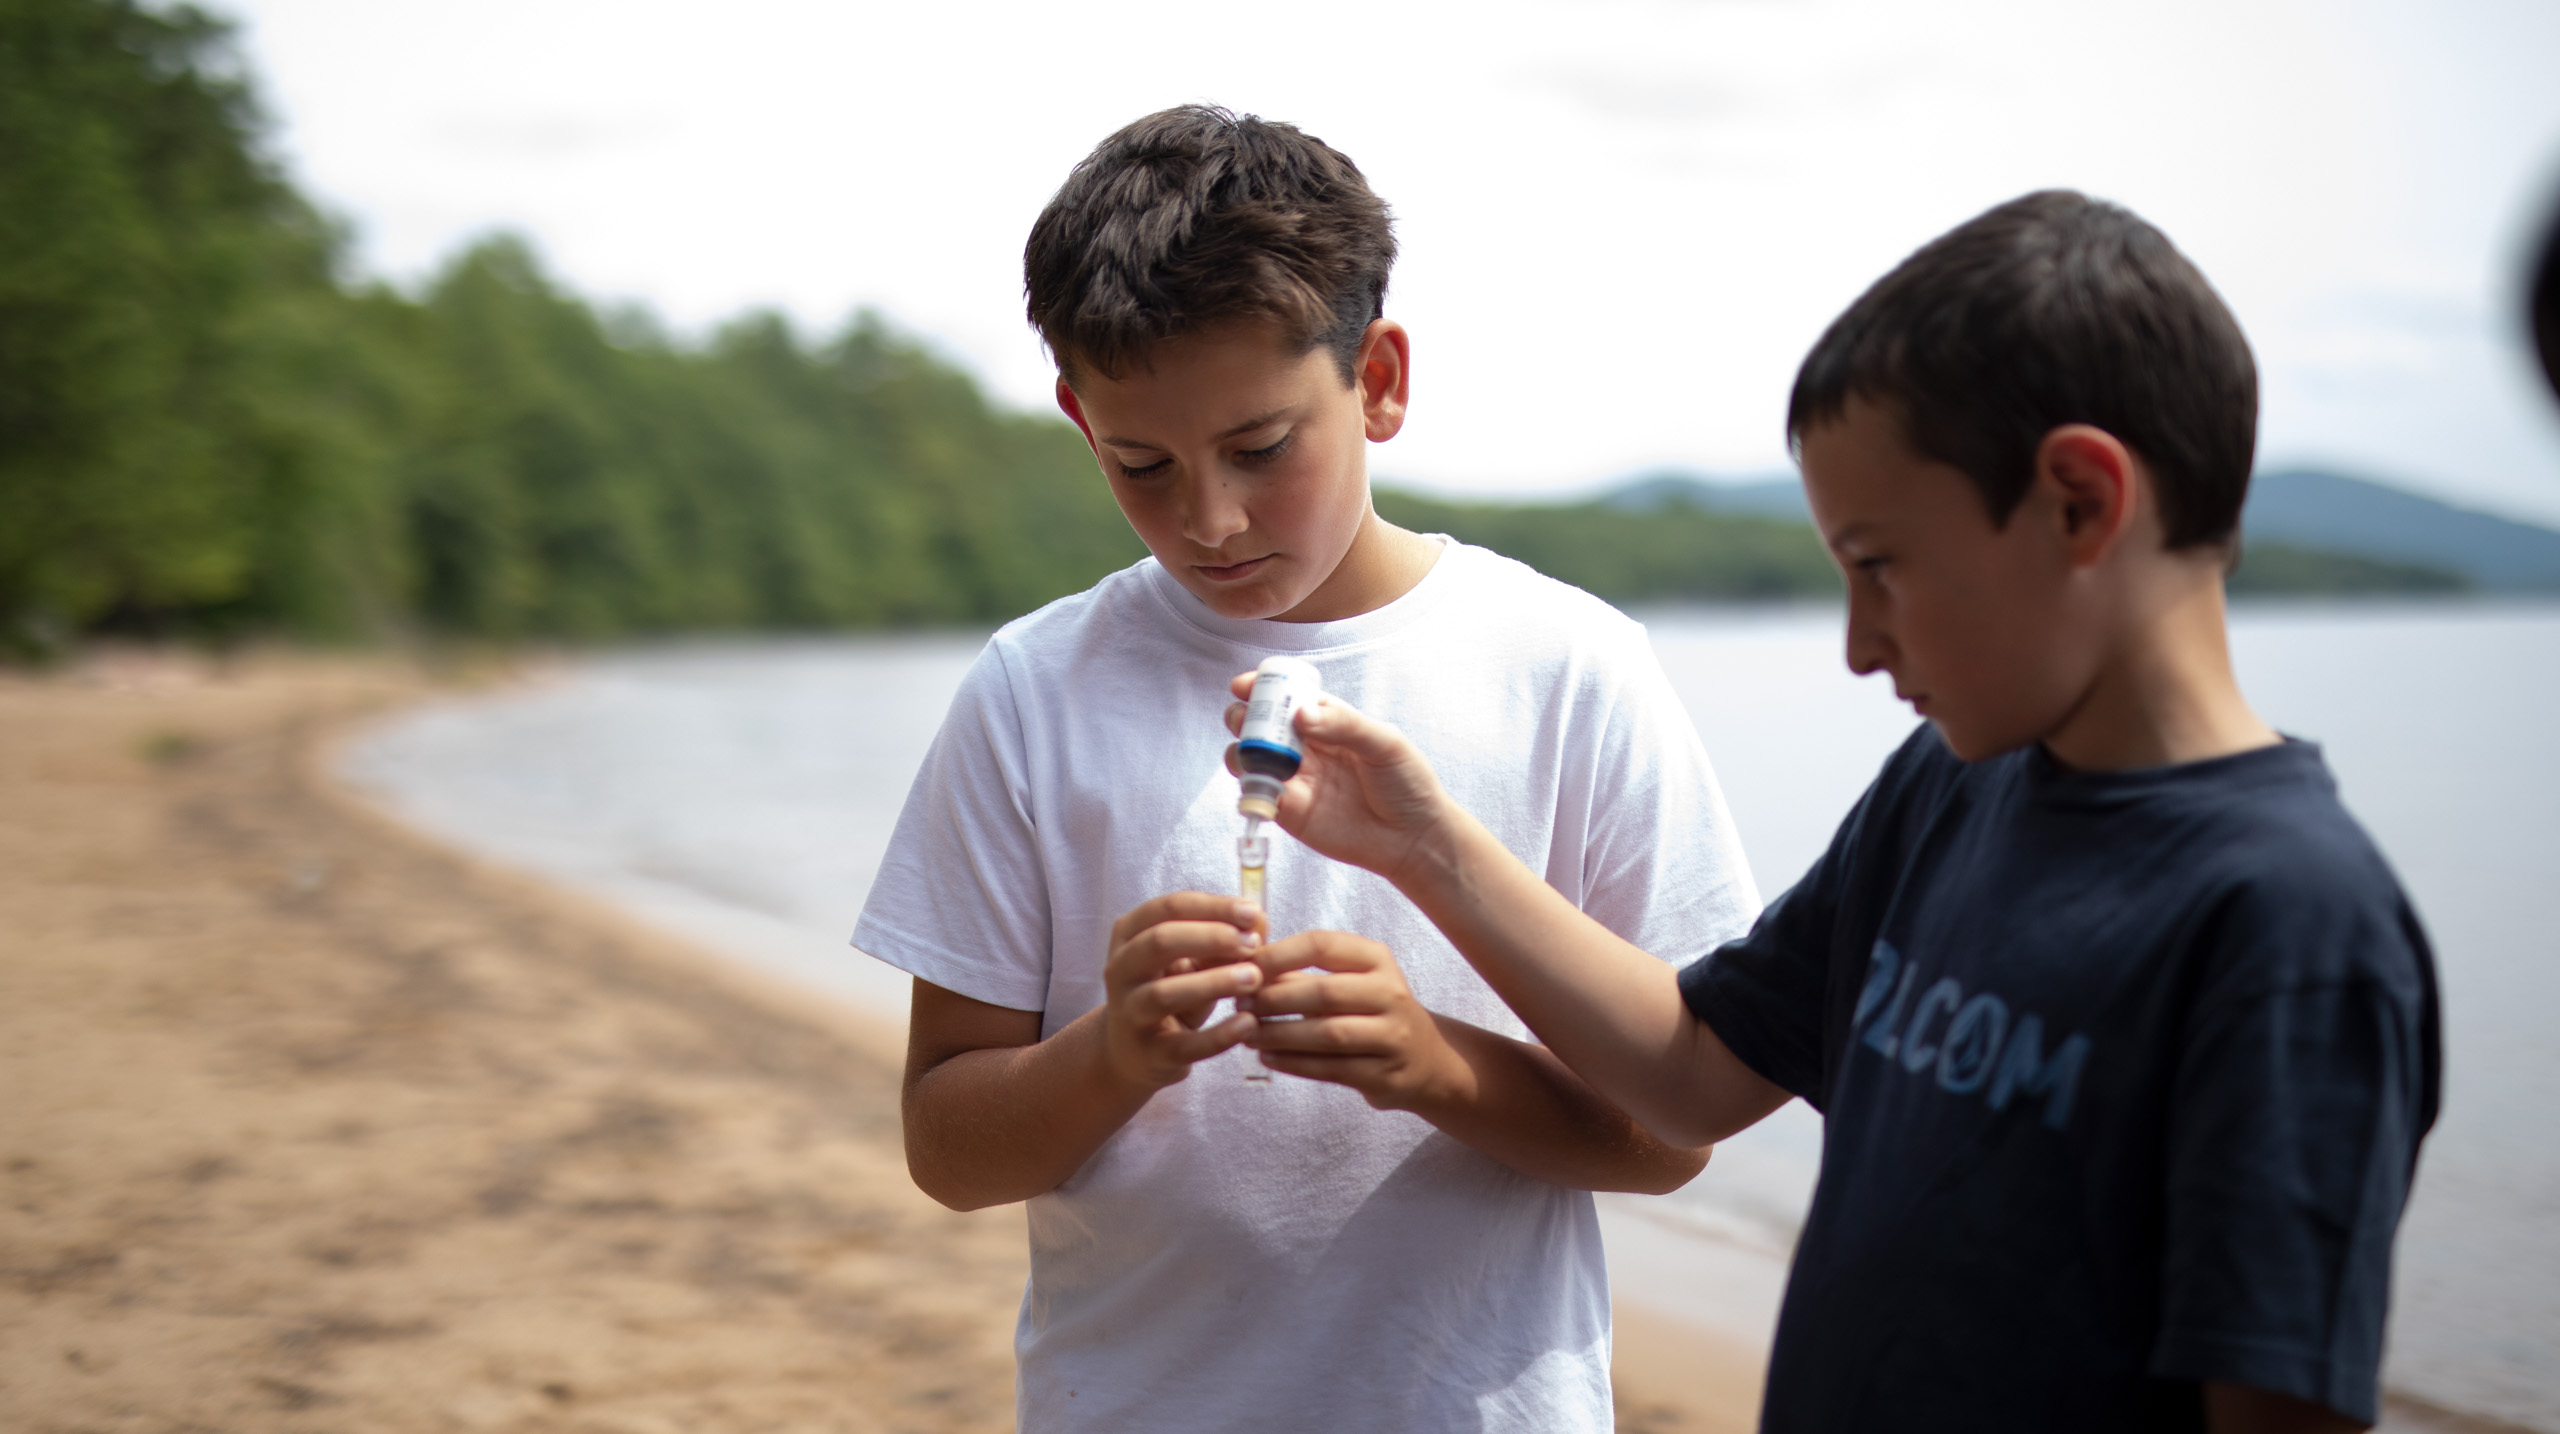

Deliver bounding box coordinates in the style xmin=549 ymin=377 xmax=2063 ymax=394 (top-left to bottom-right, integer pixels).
xmin=0 ymin=651 xmax=1761 ymax=1432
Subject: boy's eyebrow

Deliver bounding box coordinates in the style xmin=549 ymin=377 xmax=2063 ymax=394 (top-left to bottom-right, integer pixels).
xmin=1096 ymin=408 xmax=1291 ymax=449
xmin=1215 ymin=408 xmax=1290 ymax=440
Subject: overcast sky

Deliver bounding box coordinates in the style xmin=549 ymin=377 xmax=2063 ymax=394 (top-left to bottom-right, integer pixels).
xmin=222 ymin=0 xmax=2560 ymax=523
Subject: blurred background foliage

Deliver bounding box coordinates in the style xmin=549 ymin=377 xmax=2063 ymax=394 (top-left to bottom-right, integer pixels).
xmin=0 ymin=0 xmax=2481 ymax=658
xmin=0 ymin=0 xmax=1150 ymax=653
xmin=1374 ymin=491 xmax=1839 ymax=602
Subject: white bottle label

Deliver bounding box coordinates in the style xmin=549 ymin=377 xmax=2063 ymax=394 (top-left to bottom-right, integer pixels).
xmin=1241 ymin=658 xmax=1320 ymax=752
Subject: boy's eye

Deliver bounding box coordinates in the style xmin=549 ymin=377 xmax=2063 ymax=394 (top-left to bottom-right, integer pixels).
xmin=1236 ymin=433 xmax=1293 ymax=465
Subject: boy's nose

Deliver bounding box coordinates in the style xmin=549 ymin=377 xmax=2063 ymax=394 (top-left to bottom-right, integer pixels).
xmin=1183 ymin=472 xmax=1252 ymax=547
xmin=1843 ymin=609 xmax=1893 ymax=678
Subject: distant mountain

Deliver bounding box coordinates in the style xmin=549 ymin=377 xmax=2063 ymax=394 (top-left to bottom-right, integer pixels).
xmin=2244 ymin=470 xmax=2560 ymax=591
xmin=2222 ymin=543 xmax=2464 ymax=597
xmin=1597 ymin=468 xmax=2560 ymax=592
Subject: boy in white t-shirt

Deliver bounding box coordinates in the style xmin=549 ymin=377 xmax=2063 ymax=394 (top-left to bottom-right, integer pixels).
xmin=852 ymin=105 xmax=1759 ymax=1434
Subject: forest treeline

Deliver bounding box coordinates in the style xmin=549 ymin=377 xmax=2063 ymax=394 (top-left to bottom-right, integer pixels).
xmin=0 ymin=1 xmax=2459 ymax=658
xmin=1374 ymin=491 xmax=1840 ymax=601
xmin=1 ymin=0 xmax=1150 ymax=654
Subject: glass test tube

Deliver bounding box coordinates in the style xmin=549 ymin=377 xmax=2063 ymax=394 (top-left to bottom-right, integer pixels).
xmin=1238 ymin=831 xmax=1270 ymax=1082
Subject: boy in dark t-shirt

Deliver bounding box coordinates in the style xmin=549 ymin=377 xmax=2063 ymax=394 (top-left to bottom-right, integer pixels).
xmin=1224 ymin=191 xmax=2440 ymax=1431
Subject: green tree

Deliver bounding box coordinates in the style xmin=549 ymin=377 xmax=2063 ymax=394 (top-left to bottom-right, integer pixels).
xmin=0 ymin=0 xmax=372 ymax=645
xmin=0 ymin=0 xmax=1150 ymax=649
xmin=1374 ymin=489 xmax=1840 ymax=603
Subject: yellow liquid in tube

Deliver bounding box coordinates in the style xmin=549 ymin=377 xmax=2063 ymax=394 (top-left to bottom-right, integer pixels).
xmin=1238 ymin=831 xmax=1270 ymax=1082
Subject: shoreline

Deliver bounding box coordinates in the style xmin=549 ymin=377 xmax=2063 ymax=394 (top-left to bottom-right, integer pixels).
xmin=0 ymin=650 xmax=1766 ymax=1433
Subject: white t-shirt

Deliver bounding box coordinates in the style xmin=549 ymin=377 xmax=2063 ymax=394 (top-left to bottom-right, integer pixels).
xmin=853 ymin=540 xmax=1758 ymax=1434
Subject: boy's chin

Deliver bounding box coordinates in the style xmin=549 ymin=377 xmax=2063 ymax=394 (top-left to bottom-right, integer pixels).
xmin=1927 ymin=719 xmax=2033 ymax=765
xmin=1179 ymin=573 xmax=1304 ymax=621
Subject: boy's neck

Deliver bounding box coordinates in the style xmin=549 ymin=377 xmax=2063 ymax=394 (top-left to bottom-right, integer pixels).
xmin=2039 ymin=566 xmax=2281 ymax=773
xmin=1274 ymin=509 xmax=1443 ymax=623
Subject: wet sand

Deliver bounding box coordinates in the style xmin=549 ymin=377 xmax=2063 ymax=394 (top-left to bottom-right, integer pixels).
xmin=0 ymin=651 xmax=1763 ymax=1433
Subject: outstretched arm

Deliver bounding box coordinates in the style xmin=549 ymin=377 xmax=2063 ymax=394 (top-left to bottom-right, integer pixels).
xmin=1232 ymin=676 xmax=1790 ymax=1149
xmin=1390 ymin=802 xmax=1790 ymax=1148
xmin=2204 ymin=1384 xmax=2365 ymax=1433
xmin=1246 ymin=929 xmax=1709 ymax=1194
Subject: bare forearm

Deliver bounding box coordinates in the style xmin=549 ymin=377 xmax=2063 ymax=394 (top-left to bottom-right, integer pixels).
xmin=1398 ymin=809 xmax=1785 ymax=1147
xmin=903 ymin=1007 xmax=1155 ymax=1210
xmin=2204 ymin=1384 xmax=2365 ymax=1433
xmin=1410 ymin=1015 xmax=1709 ymax=1194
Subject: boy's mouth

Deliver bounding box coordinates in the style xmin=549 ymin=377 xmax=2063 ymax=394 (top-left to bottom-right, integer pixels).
xmin=1195 ymin=555 xmax=1273 ymax=584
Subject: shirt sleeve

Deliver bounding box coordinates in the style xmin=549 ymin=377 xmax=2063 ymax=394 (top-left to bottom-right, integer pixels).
xmin=1675 ymin=808 xmax=1854 ymax=1105
xmin=1574 ymin=632 xmax=1762 ymax=962
xmin=1680 ymin=726 xmax=1960 ymax=1110
xmin=849 ymin=638 xmax=1054 ymax=1012
xmin=2147 ymin=895 xmax=2439 ymax=1425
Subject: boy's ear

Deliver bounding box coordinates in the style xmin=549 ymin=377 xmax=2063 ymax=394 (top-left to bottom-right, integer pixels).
xmin=1056 ymin=379 xmax=1099 ymax=451
xmin=2035 ymin=424 xmax=2138 ymax=568
xmin=1356 ymin=320 xmax=1411 ymax=443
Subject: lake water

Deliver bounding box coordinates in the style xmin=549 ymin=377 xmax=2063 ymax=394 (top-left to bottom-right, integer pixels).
xmin=342 ymin=601 xmax=2560 ymax=1430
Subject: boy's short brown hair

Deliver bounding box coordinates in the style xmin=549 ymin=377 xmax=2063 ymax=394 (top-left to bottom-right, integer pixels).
xmin=1788 ymin=191 xmax=2258 ymax=549
xmin=1025 ymin=105 xmax=1395 ymax=384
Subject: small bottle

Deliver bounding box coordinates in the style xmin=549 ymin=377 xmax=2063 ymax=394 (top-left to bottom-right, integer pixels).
xmin=1236 ymin=657 xmax=1322 ymax=827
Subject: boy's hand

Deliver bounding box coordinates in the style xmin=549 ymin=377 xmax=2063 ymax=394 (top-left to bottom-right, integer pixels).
xmin=1225 ymin=672 xmax=1456 ymax=887
xmin=1245 ymin=931 xmax=1467 ymax=1111
xmin=1101 ymin=893 xmax=1266 ymax=1092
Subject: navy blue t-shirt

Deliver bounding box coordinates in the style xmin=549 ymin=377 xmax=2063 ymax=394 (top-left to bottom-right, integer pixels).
xmin=1680 ymin=728 xmax=2439 ymax=1431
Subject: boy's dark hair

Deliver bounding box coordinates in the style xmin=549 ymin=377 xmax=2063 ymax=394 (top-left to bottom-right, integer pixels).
xmin=2531 ymin=190 xmax=2560 ymax=403
xmin=1788 ymin=191 xmax=2258 ymax=549
xmin=1025 ymin=105 xmax=1395 ymax=384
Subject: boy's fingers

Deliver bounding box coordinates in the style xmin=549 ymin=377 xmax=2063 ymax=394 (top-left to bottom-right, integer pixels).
xmin=1229 ymin=671 xmax=1257 ymax=702
xmin=1109 ymin=892 xmax=1263 ymax=950
xmin=1110 ymin=921 xmax=1260 ymax=990
xmin=1111 ymin=891 xmax=1260 ymax=944
xmin=1253 ymin=930 xmax=1387 ymax=979
xmin=1294 ymin=694 xmax=1406 ymax=764
xmin=1249 ymin=1013 xmax=1395 ymax=1055
xmin=1127 ymin=963 xmax=1261 ymax=1024
xmin=1159 ymin=1011 xmax=1256 ymax=1065
xmin=1244 ymin=972 xmax=1391 ymax=1019
xmin=1257 ymin=1050 xmax=1392 ymax=1086
xmin=1224 ymin=699 xmax=1248 ymax=738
